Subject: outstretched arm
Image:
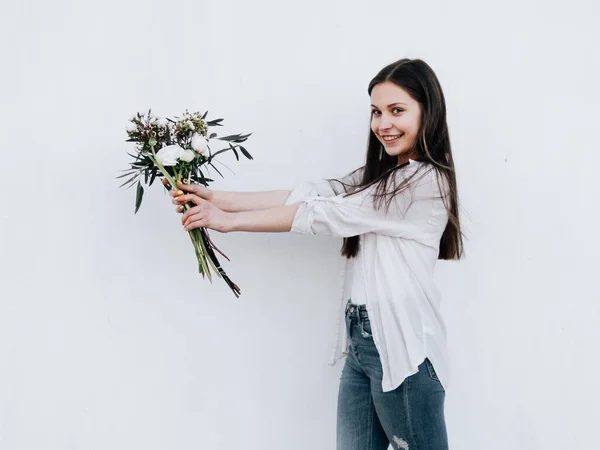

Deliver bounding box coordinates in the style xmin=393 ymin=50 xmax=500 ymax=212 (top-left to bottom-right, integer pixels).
xmin=211 ymin=190 xmax=293 ymax=212
xmin=228 ymin=204 xmax=302 ymax=233
xmin=175 ymin=190 xmax=302 ymax=233
xmin=165 ymin=179 xmax=292 ymax=212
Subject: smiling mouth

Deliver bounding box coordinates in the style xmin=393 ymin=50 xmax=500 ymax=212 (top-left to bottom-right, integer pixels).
xmin=381 ymin=133 xmax=403 ymax=143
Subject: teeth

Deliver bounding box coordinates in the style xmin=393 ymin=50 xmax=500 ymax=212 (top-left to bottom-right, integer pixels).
xmin=382 ymin=134 xmax=402 ymax=141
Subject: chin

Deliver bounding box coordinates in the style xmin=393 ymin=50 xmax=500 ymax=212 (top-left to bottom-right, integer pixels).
xmin=383 ymin=145 xmax=407 ymax=157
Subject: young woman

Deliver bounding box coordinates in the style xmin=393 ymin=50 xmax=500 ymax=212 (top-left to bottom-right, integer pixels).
xmin=168 ymin=58 xmax=463 ymax=450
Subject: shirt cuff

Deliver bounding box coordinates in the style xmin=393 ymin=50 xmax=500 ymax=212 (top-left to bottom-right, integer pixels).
xmin=284 ymin=183 xmax=313 ymax=206
xmin=290 ymin=199 xmax=315 ymax=234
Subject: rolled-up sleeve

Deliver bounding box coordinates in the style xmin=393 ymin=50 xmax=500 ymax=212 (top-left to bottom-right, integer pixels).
xmin=284 ymin=168 xmax=365 ymax=206
xmin=284 ymin=180 xmax=335 ymax=206
xmin=290 ymin=167 xmax=448 ymax=241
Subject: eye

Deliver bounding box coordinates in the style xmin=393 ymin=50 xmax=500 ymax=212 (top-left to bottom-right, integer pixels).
xmin=371 ymin=109 xmax=381 ymax=116
xmin=392 ymin=107 xmax=404 ymax=114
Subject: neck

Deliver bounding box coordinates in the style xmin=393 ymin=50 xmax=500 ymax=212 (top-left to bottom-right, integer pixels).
xmin=397 ymin=151 xmax=413 ymax=166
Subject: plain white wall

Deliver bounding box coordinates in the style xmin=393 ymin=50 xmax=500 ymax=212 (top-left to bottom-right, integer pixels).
xmin=1 ymin=0 xmax=599 ymax=449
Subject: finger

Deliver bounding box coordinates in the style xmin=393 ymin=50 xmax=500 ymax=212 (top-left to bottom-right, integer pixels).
xmin=183 ymin=216 xmax=205 ymax=231
xmin=171 ymin=191 xmax=186 ymax=203
xmin=182 ymin=205 xmax=201 ymax=223
xmin=175 ymin=205 xmax=184 ymax=213
xmin=176 ymin=193 xmax=204 ymax=206
xmin=176 ymin=181 xmax=199 ymax=194
xmin=183 ymin=208 xmax=208 ymax=227
xmin=162 ymin=178 xmax=168 ymax=185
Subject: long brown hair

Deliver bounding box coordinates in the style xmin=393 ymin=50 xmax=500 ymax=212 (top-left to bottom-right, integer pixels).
xmin=334 ymin=58 xmax=463 ymax=260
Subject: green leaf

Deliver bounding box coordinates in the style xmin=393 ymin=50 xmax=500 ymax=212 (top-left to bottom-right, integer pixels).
xmin=127 ymin=152 xmax=143 ymax=160
xmin=123 ymin=178 xmax=139 ymax=190
xmin=209 ymin=133 xmax=217 ymax=139
xmin=149 ymin=137 xmax=157 ymax=147
xmin=206 ymin=118 xmax=224 ymax=126
xmin=135 ymin=182 xmax=144 ymax=214
xmin=116 ymin=170 xmax=137 ymax=179
xmin=149 ymin=169 xmax=158 ymax=186
xmin=209 ymin=162 xmax=224 ymax=179
xmin=201 ymin=110 xmax=208 ymax=120
xmin=229 ymin=143 xmax=239 ymax=161
xmin=119 ymin=172 xmax=139 ymax=188
xmin=240 ymin=146 xmax=253 ymax=160
xmin=217 ymin=134 xmax=241 ymax=141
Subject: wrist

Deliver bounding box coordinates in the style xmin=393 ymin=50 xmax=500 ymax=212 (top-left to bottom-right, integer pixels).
xmin=227 ymin=212 xmax=239 ymax=232
xmin=208 ymin=189 xmax=217 ymax=203
xmin=211 ymin=190 xmax=230 ymax=211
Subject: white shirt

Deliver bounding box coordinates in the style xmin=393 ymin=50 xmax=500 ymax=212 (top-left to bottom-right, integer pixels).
xmin=284 ymin=159 xmax=450 ymax=392
xmin=350 ymin=256 xmax=367 ymax=305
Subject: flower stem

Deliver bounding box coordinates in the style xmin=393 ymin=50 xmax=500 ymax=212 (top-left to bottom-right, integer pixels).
xmin=190 ymin=229 xmax=211 ymax=281
xmin=197 ymin=230 xmax=221 ymax=279
xmin=172 ymin=169 xmax=213 ymax=282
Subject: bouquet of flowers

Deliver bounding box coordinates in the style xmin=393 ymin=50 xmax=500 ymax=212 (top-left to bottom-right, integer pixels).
xmin=118 ymin=109 xmax=253 ymax=297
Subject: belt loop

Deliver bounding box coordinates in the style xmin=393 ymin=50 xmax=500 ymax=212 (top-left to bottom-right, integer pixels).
xmin=345 ymin=299 xmax=356 ymax=316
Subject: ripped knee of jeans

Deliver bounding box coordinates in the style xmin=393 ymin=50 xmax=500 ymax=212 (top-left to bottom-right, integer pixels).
xmin=392 ymin=436 xmax=409 ymax=450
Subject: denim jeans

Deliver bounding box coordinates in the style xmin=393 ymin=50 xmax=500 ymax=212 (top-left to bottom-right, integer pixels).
xmin=336 ymin=301 xmax=448 ymax=450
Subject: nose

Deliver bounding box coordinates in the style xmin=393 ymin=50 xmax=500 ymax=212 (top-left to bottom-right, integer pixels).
xmin=378 ymin=115 xmax=393 ymax=131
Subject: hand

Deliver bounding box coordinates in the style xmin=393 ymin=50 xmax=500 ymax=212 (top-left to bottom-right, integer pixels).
xmin=163 ymin=178 xmax=214 ymax=203
xmin=176 ymin=192 xmax=233 ymax=233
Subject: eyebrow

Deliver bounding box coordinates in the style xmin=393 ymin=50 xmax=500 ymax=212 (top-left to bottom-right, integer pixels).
xmin=370 ymin=102 xmax=408 ymax=108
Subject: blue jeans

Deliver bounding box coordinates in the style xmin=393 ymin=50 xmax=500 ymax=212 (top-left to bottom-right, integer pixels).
xmin=336 ymin=301 xmax=448 ymax=450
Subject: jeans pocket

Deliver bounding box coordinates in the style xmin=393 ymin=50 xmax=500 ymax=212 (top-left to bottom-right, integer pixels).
xmin=425 ymin=358 xmax=440 ymax=382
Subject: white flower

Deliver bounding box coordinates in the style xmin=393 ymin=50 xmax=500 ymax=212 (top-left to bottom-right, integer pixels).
xmin=155 ymin=145 xmax=197 ymax=165
xmin=156 ymin=144 xmax=185 ymax=166
xmin=191 ymin=133 xmax=208 ymax=154
xmin=180 ymin=149 xmax=196 ymax=162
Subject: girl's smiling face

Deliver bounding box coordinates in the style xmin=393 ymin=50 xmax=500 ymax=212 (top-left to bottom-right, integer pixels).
xmin=370 ymin=81 xmax=422 ymax=163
